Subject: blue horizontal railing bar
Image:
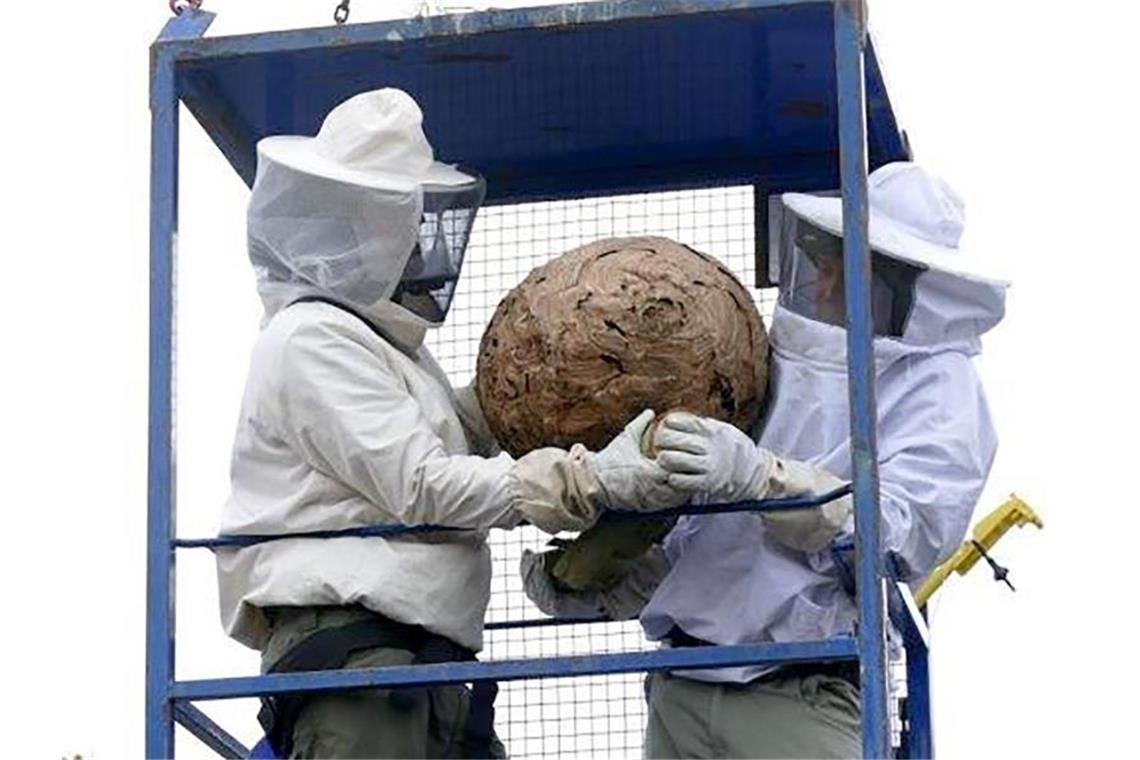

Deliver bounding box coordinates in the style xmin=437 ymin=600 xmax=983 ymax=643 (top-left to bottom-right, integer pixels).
xmin=172 ymin=701 xmax=248 ymax=759
xmin=173 ymin=484 xmax=852 ymax=550
xmin=172 ymin=637 xmax=856 ymax=702
xmin=174 ymin=522 xmax=448 ymax=549
xmin=609 ymin=484 xmax=852 ymax=521
xmin=484 ymin=616 xmax=608 ymax=631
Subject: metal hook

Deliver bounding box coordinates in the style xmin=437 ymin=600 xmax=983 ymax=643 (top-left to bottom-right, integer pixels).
xmin=334 ymin=0 xmax=351 ymax=25
xmin=169 ymin=0 xmax=203 ymax=15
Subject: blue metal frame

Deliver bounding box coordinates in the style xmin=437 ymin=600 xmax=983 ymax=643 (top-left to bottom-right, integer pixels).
xmin=879 ymin=579 xmax=932 ymax=758
xmin=900 ymin=607 xmax=934 ymax=758
xmin=148 ymin=10 xmax=217 ymax=759
xmin=834 ymin=0 xmax=891 ymax=755
xmin=173 ymin=702 xmax=249 ymax=759
xmin=148 ymin=2 xmax=932 ymax=757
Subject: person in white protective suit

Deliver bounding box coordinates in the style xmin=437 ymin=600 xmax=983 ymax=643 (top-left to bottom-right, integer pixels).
xmin=216 ymin=88 xmax=685 ymax=760
xmin=521 ymin=162 xmax=1009 ymax=758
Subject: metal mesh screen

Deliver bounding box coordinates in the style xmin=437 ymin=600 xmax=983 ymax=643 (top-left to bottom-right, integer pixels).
xmin=425 ymin=185 xmax=776 ymax=758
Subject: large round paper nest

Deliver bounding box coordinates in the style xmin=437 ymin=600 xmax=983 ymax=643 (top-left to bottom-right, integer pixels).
xmin=475 ymin=236 xmax=769 ymax=457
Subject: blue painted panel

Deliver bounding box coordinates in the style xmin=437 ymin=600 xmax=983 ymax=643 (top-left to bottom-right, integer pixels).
xmin=172 ymin=638 xmax=858 ymax=701
xmin=901 ymin=628 xmax=933 ymax=758
xmin=157 ymin=0 xmax=905 ymax=201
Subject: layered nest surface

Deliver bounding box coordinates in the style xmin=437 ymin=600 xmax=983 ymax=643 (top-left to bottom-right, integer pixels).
xmin=476 ymin=236 xmax=769 ymax=457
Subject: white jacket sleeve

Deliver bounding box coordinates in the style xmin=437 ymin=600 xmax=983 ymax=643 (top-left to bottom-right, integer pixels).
xmin=877 ymin=355 xmax=998 ymax=580
xmin=452 ymin=382 xmax=502 ymax=457
xmin=272 ymin=317 xmax=520 ymax=530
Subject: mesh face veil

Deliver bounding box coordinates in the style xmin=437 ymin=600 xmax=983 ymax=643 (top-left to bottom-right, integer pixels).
xmin=247 ymin=155 xmax=424 ymax=320
xmin=777 ymin=211 xmax=923 ymax=338
xmin=392 ymin=175 xmax=487 ymax=324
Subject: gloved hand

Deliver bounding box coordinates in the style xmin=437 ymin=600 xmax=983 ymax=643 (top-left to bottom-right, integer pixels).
xmin=519 ymin=549 xmax=610 ymax=619
xmin=591 ymin=410 xmax=689 ymax=512
xmin=547 ymin=512 xmax=676 ymax=591
xmin=507 ymin=410 xmax=686 ymax=535
xmin=520 ymin=546 xmax=669 ymax=621
xmin=654 ymin=411 xmax=852 ymax=553
xmin=653 ymin=411 xmax=773 ymax=501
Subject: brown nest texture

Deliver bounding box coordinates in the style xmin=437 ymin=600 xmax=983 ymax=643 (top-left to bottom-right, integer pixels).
xmin=475 ymin=236 xmax=769 ymax=457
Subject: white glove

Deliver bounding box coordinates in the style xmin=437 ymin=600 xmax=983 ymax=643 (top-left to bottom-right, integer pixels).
xmin=653 ymin=411 xmax=772 ymax=501
xmin=520 ymin=546 xmax=669 ymax=621
xmin=591 ymin=410 xmax=689 ymax=512
xmin=654 ymin=412 xmax=852 ymax=553
xmin=507 ymin=410 xmax=686 ymax=536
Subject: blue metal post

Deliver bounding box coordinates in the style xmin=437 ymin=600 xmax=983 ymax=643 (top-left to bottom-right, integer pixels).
xmin=901 ymin=623 xmax=933 ymax=757
xmin=147 ymin=39 xmax=178 ymax=757
xmin=834 ymin=0 xmax=891 ymax=756
xmin=149 ymin=15 xmax=214 ymax=757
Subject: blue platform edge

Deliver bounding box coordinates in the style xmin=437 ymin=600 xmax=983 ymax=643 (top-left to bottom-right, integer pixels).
xmin=155 ymin=0 xmax=907 ymax=203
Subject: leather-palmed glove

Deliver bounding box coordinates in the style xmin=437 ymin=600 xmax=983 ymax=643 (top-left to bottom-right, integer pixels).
xmin=653 ymin=411 xmax=852 ymax=553
xmin=520 ymin=545 xmax=670 ymax=621
xmin=545 ymin=512 xmax=676 ymax=591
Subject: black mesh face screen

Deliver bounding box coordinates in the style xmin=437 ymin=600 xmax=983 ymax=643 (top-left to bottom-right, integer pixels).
xmin=393 ymin=176 xmax=486 ymax=323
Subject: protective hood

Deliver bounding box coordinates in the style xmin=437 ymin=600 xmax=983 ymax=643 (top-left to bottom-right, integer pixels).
xmin=781 ymin=162 xmax=1010 ymax=287
xmin=246 ymin=88 xmax=484 ymax=351
xmin=775 ymin=161 xmax=1009 ymax=355
xmin=247 ymin=151 xmax=430 ymax=351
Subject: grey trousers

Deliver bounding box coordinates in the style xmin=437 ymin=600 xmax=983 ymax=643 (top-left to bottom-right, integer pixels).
xmin=644 ymin=671 xmax=861 ymax=759
xmin=261 ymin=607 xmax=506 ymax=759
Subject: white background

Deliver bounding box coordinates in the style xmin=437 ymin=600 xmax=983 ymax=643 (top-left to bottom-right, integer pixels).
xmin=2 ymin=0 xmax=1138 ymax=757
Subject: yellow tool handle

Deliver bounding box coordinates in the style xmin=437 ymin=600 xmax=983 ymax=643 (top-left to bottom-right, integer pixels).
xmin=913 ymin=494 xmax=1043 ymax=607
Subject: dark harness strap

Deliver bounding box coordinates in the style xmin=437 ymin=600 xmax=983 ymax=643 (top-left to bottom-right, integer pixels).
xmin=289 ymin=295 xmax=411 ymax=355
xmin=258 ymin=613 xmax=498 ymax=758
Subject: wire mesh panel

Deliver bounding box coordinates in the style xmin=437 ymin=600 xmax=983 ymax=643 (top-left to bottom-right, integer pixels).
xmin=428 ymin=186 xmax=773 ymax=385
xmin=425 ymin=185 xmax=774 ymax=758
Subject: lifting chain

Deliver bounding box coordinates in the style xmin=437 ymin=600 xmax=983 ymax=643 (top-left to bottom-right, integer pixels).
xmin=334 ymin=0 xmax=351 ymax=25
xmin=169 ymin=0 xmax=203 ymax=15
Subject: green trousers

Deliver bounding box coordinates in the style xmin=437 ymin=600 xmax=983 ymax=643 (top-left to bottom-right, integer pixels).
xmin=261 ymin=607 xmax=506 ymax=759
xmin=644 ymin=671 xmax=861 ymax=759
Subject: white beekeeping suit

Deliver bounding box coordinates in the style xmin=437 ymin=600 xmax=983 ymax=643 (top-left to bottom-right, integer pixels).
xmin=643 ymin=161 xmax=1008 ymax=677
xmin=217 ymin=88 xmax=682 ymax=654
